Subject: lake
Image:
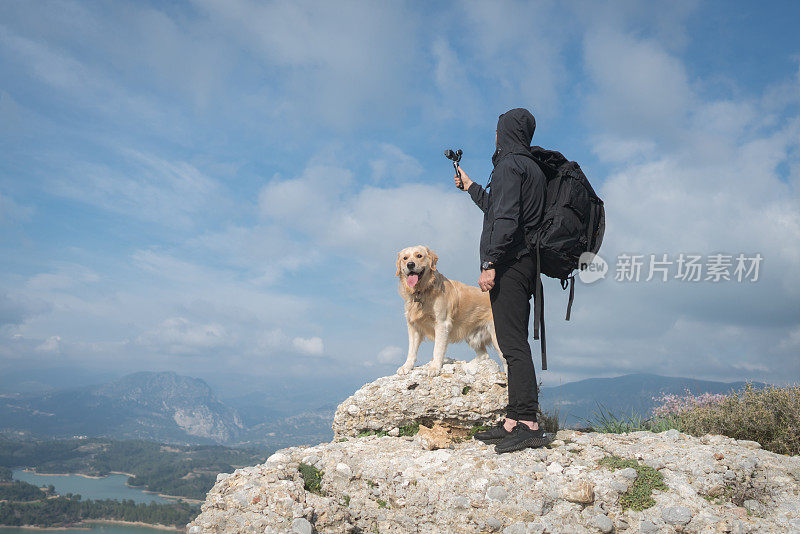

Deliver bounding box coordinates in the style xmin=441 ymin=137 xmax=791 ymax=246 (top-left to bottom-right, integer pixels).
xmin=2 ymin=471 xmax=191 ymax=532
xmin=12 ymin=469 xmax=172 ymax=504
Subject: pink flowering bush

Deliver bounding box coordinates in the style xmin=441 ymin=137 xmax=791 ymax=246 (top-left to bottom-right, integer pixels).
xmin=651 ymin=390 xmax=726 ymax=418
xmin=651 ymin=384 xmax=800 ymax=456
xmin=590 ymin=384 xmax=800 ymax=455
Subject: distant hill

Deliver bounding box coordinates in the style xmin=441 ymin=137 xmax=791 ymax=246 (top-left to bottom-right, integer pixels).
xmin=0 ymin=371 xmax=244 ymax=445
xmin=540 ymin=373 xmax=763 ymax=427
xmin=0 ymin=370 xmax=765 ymax=445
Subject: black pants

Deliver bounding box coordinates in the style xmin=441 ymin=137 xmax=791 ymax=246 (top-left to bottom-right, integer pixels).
xmin=490 ymin=253 xmax=539 ymax=421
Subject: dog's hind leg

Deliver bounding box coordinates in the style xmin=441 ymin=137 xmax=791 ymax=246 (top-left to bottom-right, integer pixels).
xmin=397 ymin=323 xmax=422 ymax=375
xmin=467 ymin=331 xmax=490 ymax=362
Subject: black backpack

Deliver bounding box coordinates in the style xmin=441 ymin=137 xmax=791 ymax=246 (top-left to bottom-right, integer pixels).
xmin=523 ymin=146 xmax=605 ymax=370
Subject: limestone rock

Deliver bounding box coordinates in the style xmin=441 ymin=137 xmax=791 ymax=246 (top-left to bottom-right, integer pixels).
xmin=562 ymin=478 xmax=595 ymax=504
xmin=189 ymin=369 xmax=800 ymax=534
xmin=332 ymin=357 xmax=506 ymax=437
xmin=188 ymin=427 xmax=800 ymax=533
xmin=661 ymin=505 xmax=692 ymax=525
xmin=590 ymin=514 xmax=614 ymax=533
xmin=290 ymin=517 xmax=312 ymax=534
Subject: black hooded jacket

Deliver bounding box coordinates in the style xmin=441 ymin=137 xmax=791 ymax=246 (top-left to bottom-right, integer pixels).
xmin=468 ymin=108 xmax=546 ymax=267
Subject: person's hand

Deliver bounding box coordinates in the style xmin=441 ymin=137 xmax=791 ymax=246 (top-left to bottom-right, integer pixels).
xmin=479 ymin=268 xmax=495 ymax=292
xmin=455 ymin=167 xmax=473 ymax=191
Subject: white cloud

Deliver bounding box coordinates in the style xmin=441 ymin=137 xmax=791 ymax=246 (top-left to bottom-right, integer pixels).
xmin=566 ymin=22 xmax=800 ymax=384
xmin=292 ymin=336 xmax=324 ymax=356
xmin=190 ymin=0 xmax=422 ymax=129
xmin=137 ymin=317 xmax=231 ymax=355
xmin=51 ymin=148 xmax=224 ymax=229
xmin=1 ymin=0 xmax=799 ymax=388
xmin=0 ymin=192 xmax=33 ymax=226
xmin=369 ymin=144 xmax=424 ymax=184
xmin=258 ymin=329 xmax=289 ymax=350
xmin=0 ymin=293 xmax=48 ymax=327
xmin=26 ymin=264 xmax=100 ymax=292
xmin=35 ymin=335 xmax=61 ymax=353
xmin=583 ymin=29 xmax=693 ymax=141
xmin=376 ymin=345 xmax=402 ymax=364
xmin=257 ymin=151 xmax=483 ymax=282
xmin=0 ymin=22 xmax=173 ymax=131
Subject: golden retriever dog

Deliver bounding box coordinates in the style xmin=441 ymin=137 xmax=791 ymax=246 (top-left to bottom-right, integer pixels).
xmin=395 ymin=245 xmax=504 ymax=376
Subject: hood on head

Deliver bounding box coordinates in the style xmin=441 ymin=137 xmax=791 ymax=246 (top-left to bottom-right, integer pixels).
xmin=493 ymin=108 xmax=536 ymax=166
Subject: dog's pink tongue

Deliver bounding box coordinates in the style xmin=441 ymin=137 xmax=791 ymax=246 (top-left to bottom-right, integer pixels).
xmin=406 ymin=274 xmax=419 ymax=288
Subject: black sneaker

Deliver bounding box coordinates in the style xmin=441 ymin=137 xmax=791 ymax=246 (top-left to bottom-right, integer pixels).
xmin=494 ymin=424 xmax=554 ymax=453
xmin=473 ymin=420 xmax=512 ymax=443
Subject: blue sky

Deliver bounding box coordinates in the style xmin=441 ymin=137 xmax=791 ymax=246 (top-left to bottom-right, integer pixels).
xmin=1 ymin=0 xmax=799 ymax=397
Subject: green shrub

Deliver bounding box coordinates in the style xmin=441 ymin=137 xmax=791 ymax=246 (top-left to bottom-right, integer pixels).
xmin=356 ymin=429 xmax=388 ymax=438
xmin=298 ymin=463 xmax=324 ymax=495
xmin=680 ymin=384 xmax=800 ymax=456
xmin=587 ymin=385 xmax=800 ymax=457
xmin=598 ymin=456 xmax=667 ymax=511
xmin=398 ymin=422 xmax=419 ymax=436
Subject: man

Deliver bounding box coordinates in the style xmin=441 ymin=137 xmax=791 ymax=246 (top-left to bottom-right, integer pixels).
xmin=455 ymin=108 xmax=551 ymax=453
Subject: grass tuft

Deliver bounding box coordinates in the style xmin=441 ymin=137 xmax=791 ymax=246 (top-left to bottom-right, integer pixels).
xmin=583 ymin=404 xmax=654 ymax=434
xmin=468 ymin=423 xmax=490 ymax=437
xmin=537 ymin=407 xmax=560 ymax=433
xmin=357 ymin=429 xmax=388 ymax=438
xmin=398 ymin=422 xmax=420 ymax=436
xmin=598 ymin=455 xmax=667 ymax=511
xmin=298 ymin=463 xmax=324 ymax=495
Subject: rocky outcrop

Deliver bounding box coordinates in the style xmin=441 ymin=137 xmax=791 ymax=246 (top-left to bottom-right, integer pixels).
xmin=188 ymin=368 xmax=800 ymax=533
xmin=1 ymin=371 xmax=245 ymax=445
xmin=96 ymin=371 xmax=245 ymax=442
xmin=332 ymin=358 xmax=507 ymax=438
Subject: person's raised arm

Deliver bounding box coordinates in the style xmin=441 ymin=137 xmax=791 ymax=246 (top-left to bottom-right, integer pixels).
xmin=456 ymin=168 xmax=489 ymax=213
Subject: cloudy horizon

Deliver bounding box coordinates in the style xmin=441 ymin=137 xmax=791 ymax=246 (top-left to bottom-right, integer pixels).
xmin=1 ymin=0 xmax=799 ymax=397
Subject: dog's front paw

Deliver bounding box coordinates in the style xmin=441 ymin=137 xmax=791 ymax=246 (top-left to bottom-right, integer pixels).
xmin=396 ymin=364 xmax=413 ymax=375
xmin=425 ymin=362 xmax=443 ymax=377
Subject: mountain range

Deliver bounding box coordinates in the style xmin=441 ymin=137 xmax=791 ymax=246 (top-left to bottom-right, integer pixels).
xmin=539 ymin=373 xmax=761 ymax=427
xmin=0 ymin=371 xmax=244 ymax=444
xmin=0 ymin=370 xmax=760 ymax=445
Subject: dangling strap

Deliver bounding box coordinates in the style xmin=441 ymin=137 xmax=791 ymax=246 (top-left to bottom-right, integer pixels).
xmin=533 ymin=239 xmax=547 ymax=370
xmin=565 ymin=276 xmax=575 ymax=321
xmin=533 ymin=242 xmax=541 ymax=341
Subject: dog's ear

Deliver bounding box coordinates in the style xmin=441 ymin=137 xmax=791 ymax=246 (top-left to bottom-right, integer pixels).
xmin=395 ymin=251 xmax=403 ymax=277
xmin=427 ymin=247 xmax=439 ymax=271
